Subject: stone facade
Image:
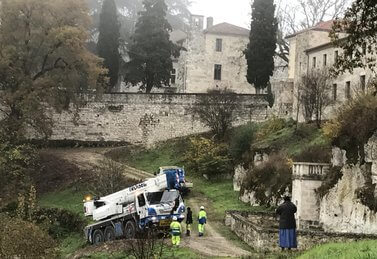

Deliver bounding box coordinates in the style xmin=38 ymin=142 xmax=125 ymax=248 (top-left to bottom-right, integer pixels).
xmin=30 ymin=93 xmax=268 ymax=147
xmin=184 ymin=20 xmax=253 ymax=94
xmin=225 ymin=210 xmax=377 ymax=252
xmin=286 ymin=20 xmax=375 ymax=121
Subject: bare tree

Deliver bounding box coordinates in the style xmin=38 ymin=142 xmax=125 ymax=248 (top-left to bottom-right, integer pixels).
xmin=275 ymin=0 xmax=351 ymax=64
xmin=128 ymin=229 xmax=168 ymax=259
xmin=298 ymin=69 xmax=334 ymax=127
xmin=90 ymin=158 xmax=137 ymax=197
xmin=191 ymin=89 xmax=240 ymax=141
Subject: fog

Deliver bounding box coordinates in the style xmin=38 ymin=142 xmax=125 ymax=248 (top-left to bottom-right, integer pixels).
xmin=190 ymin=0 xmax=251 ymax=28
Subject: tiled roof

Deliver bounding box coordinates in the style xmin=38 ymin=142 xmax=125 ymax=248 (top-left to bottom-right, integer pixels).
xmin=286 ymin=20 xmax=335 ymax=39
xmin=204 ymin=22 xmax=250 ymax=37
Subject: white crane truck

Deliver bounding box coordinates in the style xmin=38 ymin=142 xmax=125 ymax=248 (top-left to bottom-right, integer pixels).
xmin=83 ymin=173 xmax=185 ymax=244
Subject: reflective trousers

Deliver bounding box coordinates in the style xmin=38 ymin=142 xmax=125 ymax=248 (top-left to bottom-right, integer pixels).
xmin=198 ymin=223 xmax=205 ymax=235
xmin=171 ymin=235 xmax=181 ymax=246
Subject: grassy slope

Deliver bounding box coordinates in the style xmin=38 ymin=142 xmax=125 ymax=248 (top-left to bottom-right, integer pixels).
xmin=299 ymin=240 xmax=377 ymax=259
xmin=252 ymin=123 xmax=329 ymax=158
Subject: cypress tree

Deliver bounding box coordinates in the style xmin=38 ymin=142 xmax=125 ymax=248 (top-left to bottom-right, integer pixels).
xmin=125 ymin=0 xmax=178 ymax=93
xmin=245 ymin=0 xmax=277 ymax=92
xmin=97 ymin=0 xmax=120 ymax=91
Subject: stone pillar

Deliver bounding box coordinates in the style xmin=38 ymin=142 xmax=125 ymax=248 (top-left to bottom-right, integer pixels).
xmin=292 ymin=162 xmax=330 ymax=230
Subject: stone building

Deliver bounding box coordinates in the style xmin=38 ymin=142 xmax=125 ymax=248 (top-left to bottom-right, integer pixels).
xmin=286 ymin=20 xmax=375 ymax=120
xmin=179 ymin=15 xmax=254 ymax=94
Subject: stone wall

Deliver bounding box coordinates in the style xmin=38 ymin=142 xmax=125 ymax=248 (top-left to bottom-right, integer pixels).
xmin=225 ymin=211 xmax=377 ymax=252
xmin=34 ymin=93 xmax=268 ymax=147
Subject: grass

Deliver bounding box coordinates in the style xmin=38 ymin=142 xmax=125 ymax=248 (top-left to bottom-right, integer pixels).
xmin=39 ymin=187 xmax=87 ymax=215
xmin=191 ymin=178 xmax=270 ymax=221
xmin=107 ymin=139 xmax=188 ymax=174
xmin=298 ymin=240 xmax=377 ymax=259
xmin=59 ymin=233 xmax=87 ymax=258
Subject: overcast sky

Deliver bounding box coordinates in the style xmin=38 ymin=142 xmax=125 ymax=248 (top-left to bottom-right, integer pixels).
xmin=189 ymin=0 xmax=252 ymax=29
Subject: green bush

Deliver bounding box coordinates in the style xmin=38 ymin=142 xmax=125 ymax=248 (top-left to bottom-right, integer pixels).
xmin=292 ymin=144 xmax=331 ymax=163
xmin=316 ymin=166 xmax=343 ymax=198
xmin=0 ymin=214 xmax=57 ymax=258
xmin=324 ymin=93 xmax=377 ymax=164
xmin=0 ymin=139 xmax=39 ymax=196
xmin=184 ymin=137 xmax=233 ymax=179
xmin=228 ymin=123 xmax=258 ymax=165
xmin=241 ymin=153 xmax=292 ymax=206
xmin=33 ymin=208 xmax=86 ymax=238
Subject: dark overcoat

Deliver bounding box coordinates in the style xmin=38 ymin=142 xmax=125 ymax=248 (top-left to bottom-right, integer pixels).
xmin=276 ymin=201 xmax=297 ymax=229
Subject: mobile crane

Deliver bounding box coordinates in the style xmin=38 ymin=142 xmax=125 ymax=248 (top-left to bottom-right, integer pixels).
xmin=83 ymin=173 xmax=185 ymax=244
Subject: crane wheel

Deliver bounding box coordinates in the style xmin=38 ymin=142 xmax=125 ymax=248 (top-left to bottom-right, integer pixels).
xmin=124 ymin=220 xmax=136 ymax=239
xmin=92 ymin=229 xmax=104 ymax=245
xmin=104 ymin=226 xmax=116 ymax=242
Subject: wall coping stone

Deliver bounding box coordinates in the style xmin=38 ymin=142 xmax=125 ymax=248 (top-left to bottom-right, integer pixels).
xmin=226 ymin=210 xmax=377 ymax=239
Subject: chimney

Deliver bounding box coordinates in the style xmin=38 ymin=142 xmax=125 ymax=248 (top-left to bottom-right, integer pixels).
xmin=207 ymin=17 xmax=214 ymax=29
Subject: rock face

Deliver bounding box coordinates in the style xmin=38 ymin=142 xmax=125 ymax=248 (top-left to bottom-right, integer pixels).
xmin=233 ymin=165 xmax=247 ymax=191
xmin=320 ymin=133 xmax=377 ymax=234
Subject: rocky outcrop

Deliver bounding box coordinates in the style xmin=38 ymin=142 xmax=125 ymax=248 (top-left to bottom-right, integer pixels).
xmin=320 ymin=132 xmax=377 ymax=234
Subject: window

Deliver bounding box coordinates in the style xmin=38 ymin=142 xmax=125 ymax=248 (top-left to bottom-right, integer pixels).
xmin=346 ymin=81 xmax=351 ymax=99
xmin=312 ymin=57 xmax=316 ymax=68
xmin=334 ymin=50 xmax=339 ymax=62
xmin=216 ymin=38 xmax=222 ymax=52
xmin=137 ymin=194 xmax=146 ymax=207
xmin=360 ymin=75 xmax=366 ymax=92
xmin=323 ymin=54 xmax=327 ymax=67
xmin=170 ymin=69 xmax=176 ymax=85
xmin=333 ymin=84 xmax=337 ymax=101
xmin=214 ymin=64 xmax=222 ymax=80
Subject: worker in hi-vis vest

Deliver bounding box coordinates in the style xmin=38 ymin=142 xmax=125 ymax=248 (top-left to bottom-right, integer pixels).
xmin=198 ymin=206 xmax=207 ymax=237
xmin=170 ymin=216 xmax=182 ymax=246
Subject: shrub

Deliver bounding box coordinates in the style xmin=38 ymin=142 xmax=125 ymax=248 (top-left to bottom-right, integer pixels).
xmin=0 ymin=139 xmax=39 ymax=197
xmin=292 ymin=144 xmax=331 ymax=163
xmin=356 ymin=164 xmax=377 ymax=212
xmin=0 ymin=214 xmax=57 ymax=258
xmin=324 ymin=93 xmax=377 ymax=164
xmin=33 ymin=208 xmax=86 ymax=238
xmin=316 ymin=166 xmax=343 ymax=198
xmin=184 ymin=137 xmax=233 ymax=179
xmin=228 ymin=123 xmax=258 ymax=165
xmin=241 ymin=153 xmax=292 ymax=206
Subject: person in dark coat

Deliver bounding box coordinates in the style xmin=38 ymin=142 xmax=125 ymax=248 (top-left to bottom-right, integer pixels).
xmin=186 ymin=207 xmax=193 ymax=236
xmin=276 ymin=195 xmax=297 ymax=250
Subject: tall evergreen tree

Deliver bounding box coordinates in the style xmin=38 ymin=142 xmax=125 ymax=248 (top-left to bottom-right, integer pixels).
xmin=125 ymin=0 xmax=178 ymax=93
xmin=97 ymin=0 xmax=120 ymax=91
xmin=245 ymin=0 xmax=278 ymax=92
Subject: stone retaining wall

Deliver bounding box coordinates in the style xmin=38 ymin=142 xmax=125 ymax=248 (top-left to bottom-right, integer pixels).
xmin=31 ymin=93 xmax=268 ymax=147
xmin=225 ymin=211 xmax=377 ymax=252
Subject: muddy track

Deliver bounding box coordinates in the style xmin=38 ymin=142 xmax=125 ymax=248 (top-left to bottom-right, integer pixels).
xmin=49 ymin=148 xmax=250 ymax=258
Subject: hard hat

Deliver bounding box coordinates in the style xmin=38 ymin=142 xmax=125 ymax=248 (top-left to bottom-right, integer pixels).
xmin=200 ymin=206 xmax=204 ymax=210
xmin=172 ymin=216 xmax=178 ymax=221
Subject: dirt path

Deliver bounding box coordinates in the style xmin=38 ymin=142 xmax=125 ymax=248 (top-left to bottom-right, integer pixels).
xmin=181 ymin=198 xmax=250 ymax=258
xmin=46 ymin=148 xmax=154 ymax=180
xmin=49 ymin=148 xmax=250 ymax=258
